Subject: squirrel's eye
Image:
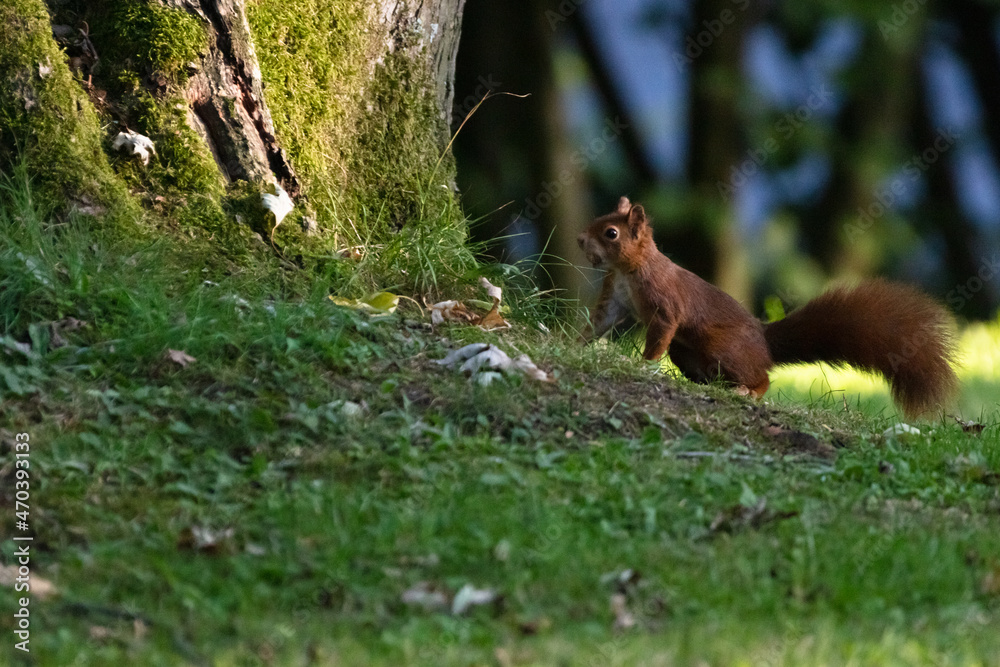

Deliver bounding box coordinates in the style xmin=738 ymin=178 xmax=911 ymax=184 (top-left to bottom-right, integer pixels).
xmin=604 ymin=227 xmax=618 ymax=240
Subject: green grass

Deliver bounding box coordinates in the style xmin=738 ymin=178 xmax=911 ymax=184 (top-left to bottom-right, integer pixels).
xmin=2 ymin=175 xmax=1000 ymax=666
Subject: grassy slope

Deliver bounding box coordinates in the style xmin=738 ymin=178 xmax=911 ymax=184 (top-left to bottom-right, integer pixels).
xmin=1 ymin=177 xmax=1000 ymax=666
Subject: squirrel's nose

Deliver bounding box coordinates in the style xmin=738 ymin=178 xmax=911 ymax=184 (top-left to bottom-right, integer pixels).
xmin=576 ymin=234 xmax=585 ymax=249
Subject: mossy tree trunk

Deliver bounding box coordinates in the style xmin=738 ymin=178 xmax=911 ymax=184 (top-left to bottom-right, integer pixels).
xmin=173 ymin=0 xmax=301 ymax=193
xmin=1 ymin=0 xmax=467 ymax=265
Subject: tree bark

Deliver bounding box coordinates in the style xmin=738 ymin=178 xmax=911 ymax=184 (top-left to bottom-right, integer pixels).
xmin=374 ymin=0 xmax=467 ymax=135
xmin=5 ymin=0 xmax=466 ymax=247
xmin=176 ymin=0 xmax=467 ymax=195
xmin=173 ymin=0 xmax=299 ymax=193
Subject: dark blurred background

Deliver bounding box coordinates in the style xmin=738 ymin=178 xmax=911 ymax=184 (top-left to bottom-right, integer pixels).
xmin=451 ymin=0 xmax=1000 ymax=321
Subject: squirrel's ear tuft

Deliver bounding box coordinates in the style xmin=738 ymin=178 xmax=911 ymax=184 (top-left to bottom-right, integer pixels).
xmin=627 ymin=204 xmax=647 ymax=237
xmin=616 ymin=196 xmax=631 ymax=214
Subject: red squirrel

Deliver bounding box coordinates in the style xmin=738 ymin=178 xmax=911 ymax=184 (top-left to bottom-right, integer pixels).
xmin=578 ymin=197 xmax=958 ymax=417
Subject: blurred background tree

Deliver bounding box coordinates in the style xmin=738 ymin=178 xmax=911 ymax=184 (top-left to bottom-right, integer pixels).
xmin=453 ymin=0 xmax=1000 ymax=320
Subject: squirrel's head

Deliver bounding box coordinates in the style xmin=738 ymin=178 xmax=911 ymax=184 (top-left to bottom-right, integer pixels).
xmin=577 ymin=196 xmax=652 ymax=271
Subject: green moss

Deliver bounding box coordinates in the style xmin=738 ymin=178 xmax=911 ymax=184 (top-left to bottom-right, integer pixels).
xmin=114 ymin=93 xmax=225 ymax=198
xmin=247 ymin=1 xmax=472 ymax=294
xmin=117 ymin=96 xmax=258 ymax=256
xmin=351 ymin=50 xmax=456 ymax=227
xmin=93 ymin=0 xmax=206 ymax=84
xmin=53 ymin=2 xmax=238 ymax=242
xmin=247 ymin=1 xmax=365 ymax=224
xmin=0 ymin=0 xmax=135 ymax=221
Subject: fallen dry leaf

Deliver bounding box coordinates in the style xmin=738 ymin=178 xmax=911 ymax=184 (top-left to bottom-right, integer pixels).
xmin=429 ymin=278 xmax=511 ymax=330
xmin=434 ymin=343 xmax=489 ymax=367
xmin=477 ymin=299 xmax=511 ymax=331
xmin=165 ymin=349 xmax=196 ymax=367
xmin=459 ymin=346 xmax=511 ymax=374
xmin=479 ymin=276 xmax=502 ymax=301
xmin=511 ymin=354 xmax=550 ymax=382
xmin=330 ymin=292 xmax=400 ymax=315
xmin=429 ymin=300 xmax=479 ymax=326
xmin=435 ymin=343 xmax=552 ymax=384
xmin=262 ymin=182 xmax=294 ymax=242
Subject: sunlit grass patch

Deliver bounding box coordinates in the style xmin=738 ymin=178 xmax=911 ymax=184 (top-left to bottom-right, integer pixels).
xmin=769 ymin=317 xmax=1000 ymax=422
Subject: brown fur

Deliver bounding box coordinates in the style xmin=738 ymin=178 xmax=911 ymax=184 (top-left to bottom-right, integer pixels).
xmin=578 ymin=197 xmax=958 ymax=418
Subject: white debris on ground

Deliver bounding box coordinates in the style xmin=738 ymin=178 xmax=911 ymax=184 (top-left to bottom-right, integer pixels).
xmin=434 ymin=343 xmax=551 ymax=385
xmin=112 ymin=130 xmax=156 ymax=165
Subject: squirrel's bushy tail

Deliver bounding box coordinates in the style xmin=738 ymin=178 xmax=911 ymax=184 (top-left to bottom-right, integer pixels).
xmin=764 ymin=279 xmax=958 ymax=418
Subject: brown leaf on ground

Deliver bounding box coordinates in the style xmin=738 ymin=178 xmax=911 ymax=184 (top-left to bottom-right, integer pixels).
xmin=429 ymin=300 xmax=479 ymax=326
xmin=50 ymin=317 xmax=87 ymax=348
xmin=429 ymin=278 xmax=511 ymax=331
xmin=477 ymin=298 xmax=511 ymax=331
